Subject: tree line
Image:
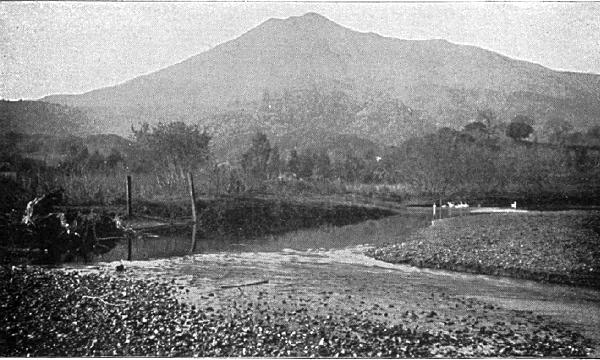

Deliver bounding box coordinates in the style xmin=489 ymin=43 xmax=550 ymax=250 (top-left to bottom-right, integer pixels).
xmin=4 ymin=108 xmax=599 ymax=201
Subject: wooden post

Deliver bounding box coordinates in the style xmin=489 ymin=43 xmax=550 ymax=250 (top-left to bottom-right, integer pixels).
xmin=126 ymin=175 xmax=132 ymax=217
xmin=190 ymin=223 xmax=198 ymax=253
xmin=126 ymin=175 xmax=132 ymax=261
xmin=188 ymin=172 xmax=198 ymax=252
xmin=127 ymin=232 xmax=133 ymax=262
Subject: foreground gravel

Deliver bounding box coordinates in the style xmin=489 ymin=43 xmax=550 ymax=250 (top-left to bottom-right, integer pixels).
xmin=0 ymin=265 xmax=594 ymax=357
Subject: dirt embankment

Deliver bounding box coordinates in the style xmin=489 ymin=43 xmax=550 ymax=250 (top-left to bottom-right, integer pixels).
xmin=368 ymin=211 xmax=600 ymax=288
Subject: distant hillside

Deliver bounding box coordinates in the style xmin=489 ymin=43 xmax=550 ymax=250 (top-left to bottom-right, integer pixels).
xmin=0 ymin=126 xmax=132 ymax=168
xmin=41 ymin=12 xmax=600 ymax=152
xmin=84 ymin=134 xmax=133 ymax=157
xmin=0 ymin=100 xmax=95 ymax=136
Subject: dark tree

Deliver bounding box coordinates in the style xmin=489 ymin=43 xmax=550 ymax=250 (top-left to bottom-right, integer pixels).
xmin=287 ymin=149 xmax=300 ymax=175
xmin=60 ymin=146 xmax=89 ymax=174
xmin=544 ymin=117 xmax=573 ymax=144
xmin=267 ymin=146 xmax=282 ymax=179
xmin=297 ymin=151 xmax=315 ymax=179
xmin=334 ymin=152 xmax=366 ymax=183
xmin=86 ymin=150 xmax=105 ymax=171
xmin=241 ymin=131 xmax=272 ymax=180
xmin=587 ymin=126 xmax=600 ymax=139
xmin=106 ymin=148 xmax=124 ymax=169
xmin=477 ymin=109 xmax=497 ymax=129
xmin=463 ymin=121 xmax=487 ymax=134
xmin=585 ymin=126 xmax=600 ymax=146
xmin=313 ymin=150 xmax=332 ymax=179
xmin=506 ymin=121 xmax=534 ymax=141
xmin=512 ymin=114 xmax=535 ymax=126
xmin=132 ymin=122 xmax=211 ymax=176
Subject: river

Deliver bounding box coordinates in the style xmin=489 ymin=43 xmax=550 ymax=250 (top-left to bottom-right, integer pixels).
xmin=72 ymin=207 xmax=600 ymax=355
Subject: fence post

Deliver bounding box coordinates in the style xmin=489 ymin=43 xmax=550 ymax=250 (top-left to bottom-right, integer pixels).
xmin=126 ymin=175 xmax=133 ymax=261
xmin=188 ymin=172 xmax=198 ymax=252
xmin=126 ymin=175 xmax=132 ymax=217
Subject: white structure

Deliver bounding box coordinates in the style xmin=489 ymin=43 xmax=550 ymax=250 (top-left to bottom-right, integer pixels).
xmin=511 ymin=201 xmax=517 ymax=209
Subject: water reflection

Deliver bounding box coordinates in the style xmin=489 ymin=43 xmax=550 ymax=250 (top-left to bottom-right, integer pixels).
xmin=95 ymin=208 xmax=430 ymax=262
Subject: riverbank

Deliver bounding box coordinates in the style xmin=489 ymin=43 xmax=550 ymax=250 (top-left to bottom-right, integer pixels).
xmin=2 ymin=254 xmax=596 ymax=357
xmin=3 ymin=204 xmax=600 ymax=356
xmin=368 ymin=211 xmax=600 ymax=288
xmin=0 ymin=194 xmax=396 ymax=265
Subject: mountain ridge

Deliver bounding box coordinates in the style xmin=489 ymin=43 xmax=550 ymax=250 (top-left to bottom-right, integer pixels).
xmin=39 ymin=12 xmax=600 ymax=153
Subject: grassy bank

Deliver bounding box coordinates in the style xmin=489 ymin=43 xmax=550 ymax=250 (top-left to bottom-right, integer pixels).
xmin=368 ymin=211 xmax=600 ymax=288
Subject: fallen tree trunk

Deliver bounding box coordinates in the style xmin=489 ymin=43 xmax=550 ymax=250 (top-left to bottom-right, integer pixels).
xmin=220 ymin=280 xmax=269 ymax=289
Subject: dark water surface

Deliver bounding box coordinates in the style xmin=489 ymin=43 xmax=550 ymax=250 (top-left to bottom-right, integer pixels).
xmin=95 ymin=207 xmax=430 ymax=262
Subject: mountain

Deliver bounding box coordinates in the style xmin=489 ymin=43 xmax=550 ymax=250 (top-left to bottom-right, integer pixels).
xmin=0 ymin=100 xmax=96 ymax=136
xmin=42 ymin=12 xmax=600 ymax=154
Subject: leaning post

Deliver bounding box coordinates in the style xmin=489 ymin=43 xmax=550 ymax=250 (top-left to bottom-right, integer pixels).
xmin=126 ymin=175 xmax=133 ymax=217
xmin=126 ymin=175 xmax=133 ymax=261
xmin=188 ymin=172 xmax=198 ymax=252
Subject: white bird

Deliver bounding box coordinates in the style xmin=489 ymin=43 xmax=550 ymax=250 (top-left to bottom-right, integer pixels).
xmin=447 ymin=202 xmax=455 ymax=208
xmin=456 ymin=202 xmax=470 ymax=209
xmin=511 ymin=201 xmax=517 ymax=209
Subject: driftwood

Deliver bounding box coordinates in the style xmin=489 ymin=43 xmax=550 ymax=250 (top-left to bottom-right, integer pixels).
xmin=220 ymin=280 xmax=269 ymax=289
xmin=81 ymin=295 xmax=122 ymax=307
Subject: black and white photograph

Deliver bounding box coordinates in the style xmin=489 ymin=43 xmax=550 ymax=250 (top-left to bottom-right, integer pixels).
xmin=1 ymin=1 xmax=599 ymax=357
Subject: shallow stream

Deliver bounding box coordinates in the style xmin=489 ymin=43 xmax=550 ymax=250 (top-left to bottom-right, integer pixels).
xmin=68 ymin=207 xmax=600 ymax=355
xmin=95 ymin=207 xmax=430 ymax=262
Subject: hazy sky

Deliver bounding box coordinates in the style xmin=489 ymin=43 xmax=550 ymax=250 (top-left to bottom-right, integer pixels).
xmin=1 ymin=2 xmax=599 ymax=100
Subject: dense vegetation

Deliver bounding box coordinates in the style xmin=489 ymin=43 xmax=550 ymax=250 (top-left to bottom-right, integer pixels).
xmin=1 ymin=104 xmax=599 ymax=210
xmin=195 ymin=197 xmax=394 ymax=238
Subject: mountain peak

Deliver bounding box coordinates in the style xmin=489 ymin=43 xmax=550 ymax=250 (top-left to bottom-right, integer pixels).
xmin=243 ymin=11 xmax=345 ymax=45
xmin=42 ymin=11 xmax=600 ymax=140
xmin=262 ymin=12 xmax=339 ymax=30
xmin=294 ymin=12 xmax=330 ymax=21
